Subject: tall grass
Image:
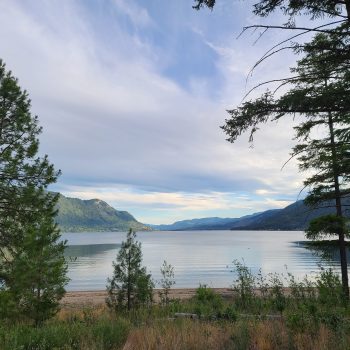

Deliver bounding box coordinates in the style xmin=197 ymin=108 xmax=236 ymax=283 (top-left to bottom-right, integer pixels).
xmin=0 ymin=313 xmax=130 ymax=350
xmin=1 ymin=266 xmax=350 ymax=349
xmin=123 ymin=319 xmax=350 ymax=350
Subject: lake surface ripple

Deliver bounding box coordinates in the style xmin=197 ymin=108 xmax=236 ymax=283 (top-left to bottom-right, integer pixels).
xmin=62 ymin=230 xmax=346 ymax=291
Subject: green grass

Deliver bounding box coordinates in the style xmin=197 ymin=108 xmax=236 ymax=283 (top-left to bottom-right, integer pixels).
xmin=2 ymin=267 xmax=350 ymax=349
xmin=0 ymin=316 xmax=130 ymax=350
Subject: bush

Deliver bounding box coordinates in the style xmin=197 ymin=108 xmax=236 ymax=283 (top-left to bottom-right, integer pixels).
xmin=268 ymin=273 xmax=286 ymax=314
xmin=232 ymin=260 xmax=255 ymax=308
xmin=158 ymin=260 xmax=176 ymax=306
xmin=316 ymin=269 xmax=343 ymax=306
xmin=193 ymin=285 xmax=223 ymax=318
xmin=220 ymin=305 xmax=238 ymax=321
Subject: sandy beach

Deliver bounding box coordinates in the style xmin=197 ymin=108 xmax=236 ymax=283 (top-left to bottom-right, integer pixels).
xmin=61 ymin=288 xmax=234 ymax=308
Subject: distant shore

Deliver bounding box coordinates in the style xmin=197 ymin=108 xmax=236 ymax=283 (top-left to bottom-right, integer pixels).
xmin=61 ymin=288 xmax=233 ymax=307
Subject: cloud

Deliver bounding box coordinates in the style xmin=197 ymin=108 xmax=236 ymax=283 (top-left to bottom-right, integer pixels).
xmin=62 ymin=185 xmax=294 ymax=224
xmin=114 ymin=0 xmax=154 ymax=28
xmin=0 ymin=0 xmax=307 ymax=223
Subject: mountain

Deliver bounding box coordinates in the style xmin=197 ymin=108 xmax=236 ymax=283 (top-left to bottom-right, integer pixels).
xmin=150 ymin=212 xmax=266 ymax=231
xmin=149 ymin=217 xmax=239 ymax=231
xmin=55 ymin=194 xmax=149 ymax=232
xmin=230 ymin=199 xmax=350 ymax=231
xmin=150 ymin=199 xmax=350 ymax=231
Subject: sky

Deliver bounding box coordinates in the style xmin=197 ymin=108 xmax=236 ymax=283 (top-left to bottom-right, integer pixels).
xmin=0 ymin=0 xmax=311 ymax=224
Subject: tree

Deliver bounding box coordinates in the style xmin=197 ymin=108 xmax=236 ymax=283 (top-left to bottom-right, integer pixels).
xmin=2 ymin=214 xmax=68 ymax=325
xmin=0 ymin=59 xmax=67 ymax=322
xmin=106 ymin=229 xmax=153 ymax=311
xmin=0 ymin=59 xmax=59 ymax=255
xmin=158 ymin=260 xmax=176 ymax=305
xmin=193 ymin=0 xmax=350 ymax=299
xmin=193 ymin=1 xmax=350 ymax=77
xmin=221 ymin=33 xmax=350 ymax=297
xmin=193 ymin=1 xmax=350 ymax=27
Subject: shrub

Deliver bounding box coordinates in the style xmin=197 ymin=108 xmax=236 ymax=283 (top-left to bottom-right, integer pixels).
xmin=316 ymin=269 xmax=343 ymax=306
xmin=194 ymin=285 xmax=223 ymax=318
xmin=158 ymin=260 xmax=176 ymax=306
xmin=232 ymin=260 xmax=255 ymax=308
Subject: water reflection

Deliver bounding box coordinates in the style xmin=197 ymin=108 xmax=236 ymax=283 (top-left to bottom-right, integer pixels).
xmin=65 ymin=244 xmax=121 ymax=258
xmin=62 ymin=231 xmax=348 ymax=291
xmin=297 ymin=241 xmax=350 ymax=270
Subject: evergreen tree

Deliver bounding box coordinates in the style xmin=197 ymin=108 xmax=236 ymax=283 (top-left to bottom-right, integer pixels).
xmin=193 ymin=1 xmax=350 ymax=27
xmin=221 ymin=33 xmax=350 ymax=297
xmin=2 ymin=213 xmax=68 ymax=325
xmin=193 ymin=0 xmax=350 ymax=299
xmin=0 ymin=59 xmax=67 ymax=321
xmin=106 ymin=229 xmax=153 ymax=311
xmin=0 ymin=59 xmax=59 ymax=255
xmin=193 ymin=1 xmax=350 ymax=75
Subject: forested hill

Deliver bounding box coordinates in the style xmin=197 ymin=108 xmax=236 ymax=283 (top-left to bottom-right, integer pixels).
xmin=230 ymin=199 xmax=350 ymax=231
xmin=56 ymin=194 xmax=350 ymax=232
xmin=55 ymin=194 xmax=150 ymax=232
xmin=150 ymin=199 xmax=350 ymax=231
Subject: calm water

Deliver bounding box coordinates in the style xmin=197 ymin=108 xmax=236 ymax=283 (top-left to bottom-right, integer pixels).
xmin=62 ymin=230 xmax=345 ymax=291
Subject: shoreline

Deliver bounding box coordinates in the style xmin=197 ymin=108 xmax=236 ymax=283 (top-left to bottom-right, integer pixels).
xmin=61 ymin=288 xmax=233 ymax=307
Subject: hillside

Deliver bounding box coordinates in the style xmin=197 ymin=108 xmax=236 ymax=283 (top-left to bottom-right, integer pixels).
xmin=230 ymin=199 xmax=350 ymax=231
xmin=56 ymin=194 xmax=149 ymax=232
xmin=150 ymin=213 xmax=262 ymax=231
xmin=150 ymin=199 xmax=350 ymax=231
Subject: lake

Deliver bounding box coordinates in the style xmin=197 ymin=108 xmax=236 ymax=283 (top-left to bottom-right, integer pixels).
xmin=62 ymin=230 xmax=345 ymax=291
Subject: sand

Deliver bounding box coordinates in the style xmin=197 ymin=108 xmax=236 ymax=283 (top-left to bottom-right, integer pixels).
xmin=61 ymin=288 xmax=234 ymax=308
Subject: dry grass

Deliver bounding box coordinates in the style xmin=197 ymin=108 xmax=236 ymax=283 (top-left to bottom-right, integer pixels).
xmin=57 ymin=304 xmax=109 ymax=321
xmin=121 ymin=319 xmax=350 ymax=350
xmin=123 ymin=319 xmax=233 ymax=350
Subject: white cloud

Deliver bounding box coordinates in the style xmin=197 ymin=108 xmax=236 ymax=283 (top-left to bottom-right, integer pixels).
xmin=0 ymin=0 xmax=308 ymax=223
xmin=114 ymin=0 xmax=154 ymax=28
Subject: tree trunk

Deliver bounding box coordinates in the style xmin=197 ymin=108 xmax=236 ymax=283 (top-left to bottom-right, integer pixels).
xmin=328 ymin=112 xmax=349 ymax=299
xmin=127 ymin=250 xmax=131 ymax=311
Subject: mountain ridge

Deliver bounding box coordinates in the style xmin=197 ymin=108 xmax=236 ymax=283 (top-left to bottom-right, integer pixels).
xmin=55 ymin=194 xmax=350 ymax=233
xmin=149 ymin=200 xmax=350 ymax=231
xmin=56 ymin=194 xmax=149 ymax=232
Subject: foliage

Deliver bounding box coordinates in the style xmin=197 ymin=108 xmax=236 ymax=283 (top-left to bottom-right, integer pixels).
xmin=0 ymin=59 xmax=67 ymax=324
xmin=2 ymin=267 xmax=350 ymax=350
xmin=56 ymin=194 xmax=149 ymax=232
xmin=193 ymin=1 xmax=350 ymax=29
xmin=2 ymin=217 xmax=68 ymax=325
xmin=251 ymin=0 xmax=350 ymax=23
xmin=306 ymin=215 xmax=348 ymax=240
xmin=192 ymin=0 xmax=216 ymax=10
xmin=193 ymin=0 xmax=350 ymax=299
xmin=158 ymin=260 xmax=176 ymax=305
xmin=193 ymin=284 xmax=224 ymax=318
xmin=268 ymin=273 xmax=287 ymax=314
xmin=0 ymin=315 xmax=130 ymax=350
xmin=223 ymin=32 xmax=350 ymax=297
xmin=106 ymin=229 xmax=154 ymax=311
xmin=0 ymin=59 xmax=59 ymax=256
xmin=232 ymin=260 xmax=255 ymax=308
xmin=317 ymin=268 xmax=344 ymax=305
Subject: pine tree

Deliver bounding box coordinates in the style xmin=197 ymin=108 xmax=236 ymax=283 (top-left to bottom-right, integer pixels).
xmin=193 ymin=1 xmax=350 ymax=28
xmin=192 ymin=0 xmax=350 ymax=299
xmin=2 ymin=212 xmax=68 ymax=325
xmin=0 ymin=59 xmax=67 ymax=322
xmin=106 ymin=229 xmax=153 ymax=311
xmin=221 ymin=33 xmax=350 ymax=298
